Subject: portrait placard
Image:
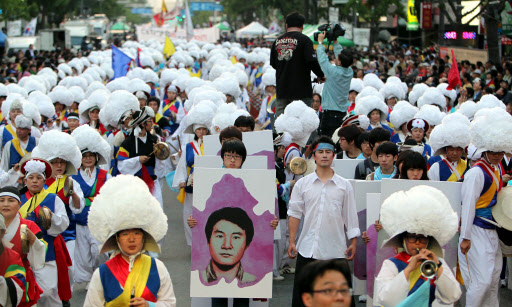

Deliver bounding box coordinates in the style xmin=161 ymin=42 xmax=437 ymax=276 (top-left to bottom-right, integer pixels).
xmin=332 ymin=159 xmax=364 ymax=179
xmin=195 ymin=155 xmax=268 ymax=170
xmin=191 ymin=168 xmax=275 ymax=298
xmin=365 ymin=193 xmax=381 ymax=307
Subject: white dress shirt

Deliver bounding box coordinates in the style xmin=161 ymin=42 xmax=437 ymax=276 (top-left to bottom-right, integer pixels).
xmin=287 ymin=170 xmax=361 ymax=260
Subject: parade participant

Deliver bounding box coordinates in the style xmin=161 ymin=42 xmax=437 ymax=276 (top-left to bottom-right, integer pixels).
xmin=346 ymin=78 xmax=364 ymax=114
xmin=19 ymin=158 xmax=72 ymax=306
xmin=1 ymin=115 xmax=37 ymax=172
xmin=233 ymin=115 xmax=255 ymax=133
xmin=354 ymin=95 xmax=394 ymax=134
xmin=0 ymin=186 xmax=45 ymax=307
xmin=70 ymin=125 xmax=112 ymax=287
xmin=375 ymin=186 xmax=461 ymax=306
xmin=415 ymin=105 xmax=446 ymax=143
xmin=315 ymin=30 xmax=353 ymax=138
xmin=389 ymin=101 xmax=418 ymax=144
xmin=459 ymin=108 xmax=512 ymax=307
xmin=0 ymin=214 xmax=27 ymax=307
xmin=172 ymin=102 xmax=214 ymax=246
xmin=288 ymin=136 xmax=360 ymax=307
xmin=161 ymin=85 xmax=181 ymax=135
xmin=428 ymin=113 xmax=470 ymax=181
xmin=117 ymin=106 xmax=164 ymax=206
xmin=270 ymin=12 xmax=325 ymax=118
xmin=298 ymin=259 xmax=353 ymax=307
xmin=78 ymin=90 xmax=109 ymax=136
xmin=257 ymin=68 xmax=276 ymax=130
xmin=0 ymin=84 xmax=8 ymax=122
xmin=63 ymin=112 xmax=80 ymax=134
xmin=397 ymin=151 xmax=429 ymax=180
xmin=336 ymin=124 xmax=362 ymax=160
xmin=131 ymin=78 xmax=152 ymax=108
xmin=354 ymin=128 xmax=391 ymax=180
xmin=405 ymin=118 xmax=432 ymax=157
xmin=148 ymin=97 xmax=172 ymax=138
xmin=0 ymin=97 xmax=39 ymax=153
xmin=99 ymin=90 xmax=140 ymax=176
xmin=380 ymin=82 xmax=405 ymax=110
xmin=437 ymin=83 xmax=457 ymax=113
xmin=366 ymin=142 xmax=398 ymax=181
xmin=84 ymin=175 xmax=176 ymax=306
xmin=48 ymin=86 xmax=74 ymax=131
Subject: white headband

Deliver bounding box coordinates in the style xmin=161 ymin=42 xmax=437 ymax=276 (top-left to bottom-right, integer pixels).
xmin=411 ymin=119 xmax=426 ymax=130
xmin=67 ymin=115 xmax=79 ymax=121
xmin=0 ymin=192 xmax=20 ymax=202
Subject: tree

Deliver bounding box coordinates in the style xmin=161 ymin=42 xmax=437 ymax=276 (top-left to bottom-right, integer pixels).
xmin=343 ymin=0 xmax=405 ymax=47
xmin=0 ymin=0 xmax=38 ymax=22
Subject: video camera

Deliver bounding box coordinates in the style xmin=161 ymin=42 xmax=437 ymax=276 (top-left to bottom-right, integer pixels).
xmin=313 ymin=23 xmax=346 ymax=43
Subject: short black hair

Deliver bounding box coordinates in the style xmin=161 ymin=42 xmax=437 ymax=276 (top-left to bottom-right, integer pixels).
xmin=338 ymin=125 xmax=362 ymax=145
xmin=205 ymin=207 xmax=254 ymax=246
xmin=286 ymin=12 xmax=305 ymax=28
xmin=368 ymin=127 xmax=391 ymax=150
xmin=465 ymin=87 xmax=474 ymax=97
xmin=233 ymin=115 xmax=255 ymax=131
xmin=297 ymin=259 xmax=352 ymax=298
xmin=219 ymin=125 xmax=243 ymax=143
xmin=0 ymin=186 xmax=20 ymax=201
xmin=399 ymin=151 xmax=428 ymax=180
xmin=147 ymin=97 xmax=160 ymax=106
xmin=338 ymin=49 xmax=353 ymax=68
xmin=356 ymin=131 xmax=370 ymax=149
xmin=221 ymin=139 xmax=247 ymax=165
xmin=376 ymin=141 xmax=398 ymax=157
xmin=311 ymin=135 xmax=335 ymax=153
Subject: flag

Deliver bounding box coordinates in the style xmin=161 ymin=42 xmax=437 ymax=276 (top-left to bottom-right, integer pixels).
xmin=112 ymin=45 xmax=133 ymax=80
xmin=23 ymin=18 xmax=37 ymax=36
xmin=162 ymin=0 xmax=168 ymax=12
xmin=446 ymin=50 xmax=461 ymax=90
xmin=136 ymin=47 xmax=142 ymax=67
xmin=230 ymin=55 xmax=238 ymax=64
xmin=163 ymin=36 xmax=176 ymax=58
xmin=396 ymin=281 xmax=430 ymax=307
xmin=184 ymin=0 xmax=194 ymax=41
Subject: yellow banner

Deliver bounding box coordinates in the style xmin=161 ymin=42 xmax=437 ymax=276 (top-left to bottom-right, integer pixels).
xmin=407 ymin=0 xmax=419 ymax=31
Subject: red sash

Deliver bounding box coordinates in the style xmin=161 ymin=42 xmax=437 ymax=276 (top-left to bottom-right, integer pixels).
xmin=53 ymin=235 xmax=72 ymax=301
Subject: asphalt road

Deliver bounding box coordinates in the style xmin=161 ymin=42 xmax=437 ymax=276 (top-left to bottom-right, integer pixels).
xmin=71 ymin=184 xmax=512 ymax=306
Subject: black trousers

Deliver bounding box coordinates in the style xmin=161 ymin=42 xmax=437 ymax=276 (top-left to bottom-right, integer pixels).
xmin=319 ymin=110 xmax=347 ymax=138
xmin=291 ymin=253 xmax=355 ymax=307
xmin=211 ymin=298 xmax=249 ymax=307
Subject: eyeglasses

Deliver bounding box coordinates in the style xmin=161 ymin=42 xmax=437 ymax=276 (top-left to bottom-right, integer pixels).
xmin=225 ymin=153 xmax=242 ymax=161
xmin=311 ymin=288 xmax=353 ymax=297
xmin=51 ymin=160 xmax=67 ymax=165
xmin=405 ymin=235 xmax=429 ymax=244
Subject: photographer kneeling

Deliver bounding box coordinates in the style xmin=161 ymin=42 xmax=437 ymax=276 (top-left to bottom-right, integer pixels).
xmin=316 ymin=28 xmax=353 ymax=138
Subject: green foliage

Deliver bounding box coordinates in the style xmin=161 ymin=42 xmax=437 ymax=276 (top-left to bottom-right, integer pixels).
xmin=0 ymin=0 xmax=38 ymax=21
xmin=343 ymin=0 xmax=405 ymax=26
xmin=191 ymin=11 xmax=212 ymax=28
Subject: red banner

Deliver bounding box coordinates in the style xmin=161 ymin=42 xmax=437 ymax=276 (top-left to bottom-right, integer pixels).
xmin=502 ymin=36 xmax=512 ymax=46
xmin=421 ymin=3 xmax=433 ymax=30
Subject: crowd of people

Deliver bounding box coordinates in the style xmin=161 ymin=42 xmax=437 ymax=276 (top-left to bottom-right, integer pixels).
xmin=0 ymin=9 xmax=511 ymax=307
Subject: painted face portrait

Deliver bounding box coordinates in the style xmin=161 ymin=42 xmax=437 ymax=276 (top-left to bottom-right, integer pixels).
xmin=209 ymin=219 xmax=247 ymax=266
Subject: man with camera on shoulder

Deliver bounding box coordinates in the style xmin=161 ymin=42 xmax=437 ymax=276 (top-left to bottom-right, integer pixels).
xmin=316 ymin=26 xmax=353 ymax=138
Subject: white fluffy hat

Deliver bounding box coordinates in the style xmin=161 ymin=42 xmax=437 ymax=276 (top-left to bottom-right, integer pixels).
xmin=15 ymin=114 xmax=33 ymax=129
xmin=59 ymin=76 xmax=88 ymax=92
xmin=184 ymin=101 xmax=216 ymax=134
xmin=71 ymin=125 xmax=111 ymax=165
xmin=79 ymin=89 xmax=109 ymax=122
xmin=409 ymin=83 xmax=428 ymax=106
xmin=0 ymin=83 xmax=8 ymax=97
xmin=31 ymin=130 xmax=82 ymax=175
xmin=22 ymin=101 xmax=42 ymax=126
xmin=2 ymin=94 xmax=24 ymax=119
xmin=106 ymin=77 xmax=131 ymax=92
xmin=380 ymin=185 xmax=459 ymax=256
xmin=69 ymin=86 xmax=85 ymax=103
xmin=475 ymin=94 xmax=506 ymax=113
xmin=437 ymin=83 xmax=457 ymax=107
xmin=211 ymin=103 xmax=249 ymax=134
xmin=355 ymin=86 xmax=384 ymax=105
xmin=99 ymin=90 xmax=140 ymax=129
xmin=390 ymin=101 xmax=419 ymax=129
xmin=6 ymin=84 xmax=28 ymax=98
xmin=354 ymin=95 xmax=388 ymax=123
xmin=28 ymin=91 xmax=55 ymax=119
xmin=363 ymin=73 xmax=384 ymax=90
xmin=261 ymin=68 xmax=276 ymax=88
xmin=456 ymin=101 xmax=477 ymax=120
xmin=49 ymin=86 xmax=74 ymax=107
xmin=88 ymin=175 xmax=168 ymax=254
xmin=380 ymin=82 xmax=405 ymax=100
xmin=429 ymin=113 xmax=471 ymax=156
xmin=350 ymin=78 xmax=364 ymax=93
xmin=129 ymin=78 xmax=151 ymax=99
xmin=417 ymin=87 xmax=446 ymax=111
xmin=274 ymin=100 xmax=320 ymax=147
xmin=213 ymin=77 xmax=241 ymax=98
xmin=415 ymin=104 xmax=446 ymax=126
xmin=470 ymin=107 xmax=512 ymax=156
xmin=22 ymin=78 xmax=47 ymax=94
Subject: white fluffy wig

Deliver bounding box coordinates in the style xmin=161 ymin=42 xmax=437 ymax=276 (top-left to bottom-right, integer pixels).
xmin=71 ymin=125 xmax=111 ymax=165
xmin=274 ymin=100 xmax=320 ymax=147
xmin=31 ymin=130 xmax=82 ymax=175
xmin=390 ymin=101 xmax=419 ymax=129
xmin=380 ymin=185 xmax=459 ymax=256
xmin=88 ymin=175 xmax=168 ymax=254
xmin=429 ymin=113 xmax=471 ymax=156
xmin=470 ymin=107 xmax=512 ymax=156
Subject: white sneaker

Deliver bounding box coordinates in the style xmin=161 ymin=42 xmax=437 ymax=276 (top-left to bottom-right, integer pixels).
xmin=501 ymin=279 xmax=507 ymax=287
xmin=273 ymin=275 xmax=285 ymax=281
xmin=359 ymin=295 xmax=367 ymax=302
xmin=279 ymin=266 xmax=296 ymax=274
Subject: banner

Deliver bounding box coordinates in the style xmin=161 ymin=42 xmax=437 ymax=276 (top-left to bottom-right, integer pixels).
xmin=439 ymin=46 xmax=488 ymax=64
xmin=23 ymin=18 xmax=37 ymax=36
xmin=407 ymin=0 xmax=419 ymax=31
xmin=136 ymin=24 xmax=219 ymax=42
xmin=353 ymin=28 xmax=370 ymax=46
xmin=421 ymin=2 xmax=432 ymax=30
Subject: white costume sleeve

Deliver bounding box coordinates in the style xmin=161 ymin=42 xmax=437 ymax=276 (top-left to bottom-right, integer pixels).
xmin=172 ymin=145 xmax=187 ymax=189
xmin=154 ymin=156 xmax=167 ymax=178
xmin=4 ymin=169 xmax=20 ymax=187
xmin=118 ymin=157 xmax=143 ymax=175
xmin=47 ymin=196 xmax=70 ymax=237
xmin=153 ymin=258 xmax=177 ymax=307
xmin=83 ymin=269 xmax=104 ymax=307
xmin=0 ymin=276 xmax=24 ymax=307
xmin=0 ymin=142 xmax=11 ymax=172
xmin=257 ymin=97 xmax=268 ymax=125
xmin=427 ymin=162 xmax=440 ymax=181
xmin=68 ymin=179 xmax=85 ymax=214
xmin=433 ymin=258 xmax=462 ymax=304
xmin=375 ymin=259 xmax=411 ymax=306
xmin=460 ymin=167 xmax=484 ymax=240
xmin=0 ymin=126 xmax=4 ymax=156
xmin=30 ymin=127 xmax=42 ymax=139
xmin=28 ymin=238 xmax=46 ymax=270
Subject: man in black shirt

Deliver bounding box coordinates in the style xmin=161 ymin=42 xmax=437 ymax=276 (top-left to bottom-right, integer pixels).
xmin=354 ymin=128 xmax=391 ymax=180
xmin=270 ymin=12 xmax=325 ymax=119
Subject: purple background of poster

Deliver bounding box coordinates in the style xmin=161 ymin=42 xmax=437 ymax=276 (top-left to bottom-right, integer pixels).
xmin=191 ymin=174 xmax=274 ymax=288
xmin=354 ymin=209 xmax=367 ymax=280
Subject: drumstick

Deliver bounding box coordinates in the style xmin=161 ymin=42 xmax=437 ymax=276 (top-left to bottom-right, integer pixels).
xmin=167 ymin=142 xmax=179 ymax=153
xmin=465 ymin=253 xmax=473 ymax=283
xmin=177 ymin=135 xmax=181 ymax=149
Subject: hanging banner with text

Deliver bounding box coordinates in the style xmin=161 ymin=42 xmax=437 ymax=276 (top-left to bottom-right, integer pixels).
xmin=136 ymin=25 xmax=220 ymax=43
xmin=421 ymin=2 xmax=433 ymax=30
xmin=407 ymin=0 xmax=419 ymax=31
xmin=353 ymin=28 xmax=370 ymax=47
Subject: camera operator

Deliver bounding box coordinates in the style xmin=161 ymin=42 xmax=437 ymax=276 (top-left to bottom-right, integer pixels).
xmin=316 ymin=30 xmax=353 ymax=138
xmin=270 ymin=12 xmax=326 ymax=120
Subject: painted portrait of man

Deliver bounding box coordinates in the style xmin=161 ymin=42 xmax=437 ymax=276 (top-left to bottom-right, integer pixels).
xmin=201 ymin=207 xmax=256 ymax=284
